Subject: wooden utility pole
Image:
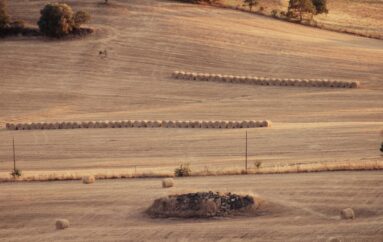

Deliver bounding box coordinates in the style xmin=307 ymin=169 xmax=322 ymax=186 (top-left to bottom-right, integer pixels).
xmin=12 ymin=137 xmax=16 ymax=171
xmin=245 ymin=131 xmax=248 ymax=173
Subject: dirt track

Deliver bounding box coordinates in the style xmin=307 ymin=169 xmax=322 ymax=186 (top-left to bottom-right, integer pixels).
xmin=1 ymin=171 xmax=382 ymax=241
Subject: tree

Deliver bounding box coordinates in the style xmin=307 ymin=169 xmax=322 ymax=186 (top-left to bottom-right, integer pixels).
xmin=288 ymin=0 xmax=316 ymax=21
xmin=312 ymin=0 xmax=328 ymax=14
xmin=38 ymin=3 xmax=90 ymax=37
xmin=0 ymin=0 xmax=10 ymax=29
xmin=74 ymin=10 xmax=90 ymax=29
xmin=243 ymin=0 xmax=259 ymax=11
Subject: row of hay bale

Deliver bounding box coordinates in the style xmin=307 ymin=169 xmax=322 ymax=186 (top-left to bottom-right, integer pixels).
xmin=5 ymin=120 xmax=272 ymax=130
xmin=172 ymin=71 xmax=360 ymax=88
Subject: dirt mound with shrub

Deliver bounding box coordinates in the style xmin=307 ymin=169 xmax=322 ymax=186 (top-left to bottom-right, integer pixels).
xmin=146 ymin=191 xmax=257 ymax=218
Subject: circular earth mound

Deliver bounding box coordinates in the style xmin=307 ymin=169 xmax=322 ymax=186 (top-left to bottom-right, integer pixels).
xmin=146 ymin=191 xmax=256 ymax=218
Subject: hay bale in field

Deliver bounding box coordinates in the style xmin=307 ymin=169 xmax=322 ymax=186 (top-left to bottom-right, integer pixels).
xmin=192 ymin=120 xmax=201 ymax=128
xmin=212 ymin=121 xmax=220 ymax=129
xmin=227 ymin=121 xmax=236 ymax=129
xmin=172 ymin=71 xmax=180 ymax=79
xmin=55 ymin=219 xmax=70 ymax=230
xmin=219 ymin=121 xmax=228 ymax=129
xmin=81 ymin=122 xmax=89 ymax=128
xmin=247 ymin=120 xmax=256 ymax=128
xmin=82 ymin=175 xmax=95 ymax=184
xmin=241 ymin=121 xmax=249 ymax=128
xmin=261 ymin=120 xmax=271 ymax=127
xmin=217 ymin=74 xmax=225 ymax=82
xmin=167 ymin=121 xmax=176 ymax=128
xmin=201 ymin=121 xmax=209 ymax=128
xmin=179 ymin=71 xmax=186 ymax=79
xmin=152 ymin=120 xmax=161 ymax=128
xmin=162 ymin=178 xmax=174 ymax=188
xmin=350 ymin=81 xmax=360 ymax=88
xmin=340 ymin=208 xmax=355 ymax=220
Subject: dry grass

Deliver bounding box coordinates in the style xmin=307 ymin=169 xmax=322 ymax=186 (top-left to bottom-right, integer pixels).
xmin=215 ymin=0 xmax=383 ymax=40
xmin=1 ymin=160 xmax=381 ymax=183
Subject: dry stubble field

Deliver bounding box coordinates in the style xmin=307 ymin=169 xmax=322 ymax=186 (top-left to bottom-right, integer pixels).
xmin=0 ymin=0 xmax=382 ymax=241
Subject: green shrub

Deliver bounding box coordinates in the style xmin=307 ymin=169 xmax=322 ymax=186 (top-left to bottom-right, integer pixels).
xmin=11 ymin=168 xmax=22 ymax=178
xmin=254 ymin=161 xmax=262 ymax=169
xmin=0 ymin=0 xmax=10 ymax=29
xmin=175 ymin=164 xmax=191 ymax=177
xmin=37 ymin=3 xmax=90 ymax=37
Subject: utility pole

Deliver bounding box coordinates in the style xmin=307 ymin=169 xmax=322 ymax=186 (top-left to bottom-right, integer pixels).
xmin=13 ymin=137 xmax=16 ymax=171
xmin=245 ymin=131 xmax=248 ymax=174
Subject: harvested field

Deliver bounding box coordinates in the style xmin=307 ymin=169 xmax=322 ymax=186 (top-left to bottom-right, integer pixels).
xmin=0 ymin=0 xmax=382 ymax=240
xmin=1 ymin=171 xmax=383 ymax=241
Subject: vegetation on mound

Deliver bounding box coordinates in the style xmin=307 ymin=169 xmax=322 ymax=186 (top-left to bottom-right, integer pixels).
xmin=0 ymin=1 xmax=91 ymax=39
xmin=38 ymin=3 xmax=90 ymax=38
xmin=146 ymin=191 xmax=256 ymax=218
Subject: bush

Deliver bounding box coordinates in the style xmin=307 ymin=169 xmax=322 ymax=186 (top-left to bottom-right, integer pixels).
xmin=175 ymin=164 xmax=191 ymax=177
xmin=0 ymin=0 xmax=10 ymax=29
xmin=37 ymin=3 xmax=90 ymax=37
xmin=271 ymin=9 xmax=279 ymax=18
xmin=254 ymin=161 xmax=262 ymax=169
xmin=74 ymin=10 xmax=91 ymax=29
xmin=10 ymin=168 xmax=22 ymax=178
xmin=380 ymin=142 xmax=383 ymax=153
xmin=312 ymin=0 xmax=328 ymax=14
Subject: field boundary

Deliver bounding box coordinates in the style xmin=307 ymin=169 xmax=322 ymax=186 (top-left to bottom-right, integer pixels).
xmin=1 ymin=160 xmax=381 ymax=183
xmin=5 ymin=120 xmax=272 ymax=131
xmin=172 ymin=71 xmax=360 ymax=89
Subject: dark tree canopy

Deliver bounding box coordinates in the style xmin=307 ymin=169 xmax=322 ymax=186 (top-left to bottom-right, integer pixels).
xmin=243 ymin=0 xmax=259 ymax=11
xmin=288 ymin=0 xmax=316 ymax=21
xmin=312 ymin=0 xmax=329 ymax=14
xmin=37 ymin=3 xmax=90 ymax=37
xmin=0 ymin=0 xmax=10 ymax=28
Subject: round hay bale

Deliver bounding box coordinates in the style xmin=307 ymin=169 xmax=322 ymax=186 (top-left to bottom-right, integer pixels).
xmin=172 ymin=71 xmax=180 ymax=79
xmin=100 ymin=122 xmax=108 ymax=128
xmin=350 ymin=81 xmax=360 ymax=88
xmin=179 ymin=121 xmax=187 ymax=128
xmin=148 ymin=120 xmax=159 ymax=128
xmin=261 ymin=120 xmax=271 ymax=127
xmin=212 ymin=121 xmax=220 ymax=129
xmin=179 ymin=71 xmax=186 ymax=79
xmin=93 ymin=122 xmax=101 ymax=128
xmin=51 ymin=122 xmax=59 ymax=129
xmin=132 ymin=120 xmax=141 ymax=128
xmin=286 ymin=79 xmax=295 ymax=86
xmin=241 ymin=121 xmax=249 ymax=128
xmin=82 ymin=175 xmax=95 ymax=184
xmin=162 ymin=178 xmax=174 ymax=188
xmin=329 ymin=81 xmax=337 ymax=88
xmin=167 ymin=121 xmax=176 ymax=128
xmin=72 ymin=122 xmax=80 ymax=129
xmin=248 ymin=120 xmax=256 ymax=128
xmin=340 ymin=208 xmax=355 ymax=220
xmin=300 ymin=80 xmax=309 ymax=87
xmin=219 ymin=121 xmax=228 ymax=129
xmin=81 ymin=122 xmax=89 ymax=128
xmin=55 ymin=219 xmax=70 ymax=230
xmin=254 ymin=121 xmax=262 ymax=127
xmin=327 ymin=237 xmax=342 ymax=242
xmin=201 ymin=121 xmax=209 ymax=128
xmin=192 ymin=120 xmax=201 ymax=128
xmin=227 ymin=121 xmax=235 ymax=129
xmin=213 ymin=74 xmax=222 ymax=82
